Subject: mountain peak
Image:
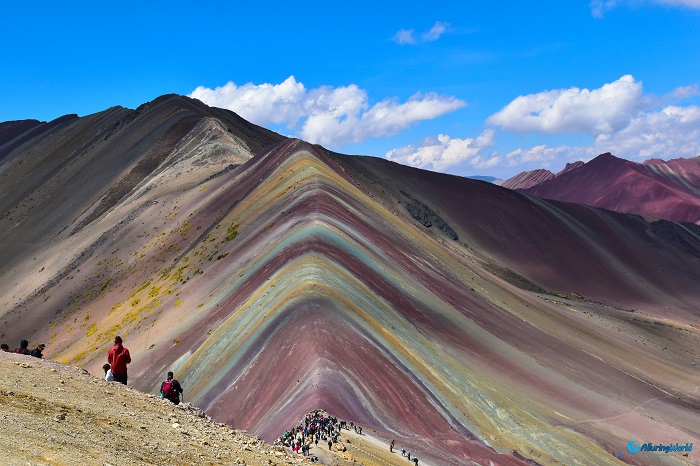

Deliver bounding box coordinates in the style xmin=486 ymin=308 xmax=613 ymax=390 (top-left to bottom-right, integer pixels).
xmin=507 ymin=151 xmax=700 ymax=223
xmin=501 ymin=168 xmax=554 ymax=189
xmin=2 ymin=97 xmax=700 ymax=465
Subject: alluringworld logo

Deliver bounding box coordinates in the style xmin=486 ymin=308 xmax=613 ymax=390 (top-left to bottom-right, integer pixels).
xmin=625 ymin=440 xmax=693 ymax=454
xmin=627 ymin=441 xmax=642 ymax=454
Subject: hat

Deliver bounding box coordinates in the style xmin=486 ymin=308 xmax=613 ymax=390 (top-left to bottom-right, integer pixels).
xmin=38 ymin=344 xmax=45 ymax=348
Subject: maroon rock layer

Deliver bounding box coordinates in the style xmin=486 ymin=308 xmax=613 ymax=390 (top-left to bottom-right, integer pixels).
xmin=504 ymin=152 xmax=700 ymax=223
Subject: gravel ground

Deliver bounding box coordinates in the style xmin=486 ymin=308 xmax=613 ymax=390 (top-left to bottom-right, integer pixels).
xmin=0 ymin=351 xmax=310 ymax=466
xmin=0 ymin=352 xmax=416 ymax=466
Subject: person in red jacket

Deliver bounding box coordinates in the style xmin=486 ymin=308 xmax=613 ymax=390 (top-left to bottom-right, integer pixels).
xmin=107 ymin=336 xmax=131 ymax=385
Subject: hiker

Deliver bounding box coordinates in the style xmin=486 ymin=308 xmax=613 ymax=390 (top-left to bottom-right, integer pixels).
xmin=401 ymin=448 xmax=406 ymax=456
xmin=390 ymin=443 xmax=393 ymax=452
xmin=107 ymin=336 xmax=131 ymax=385
xmin=160 ymin=371 xmax=183 ymax=405
xmin=29 ymin=343 xmax=45 ymax=358
xmin=328 ymin=439 xmax=333 ymax=450
xmin=14 ymin=340 xmax=30 ymax=355
xmin=413 ymin=457 xmax=418 ymax=465
xmin=407 ymin=452 xmax=411 ymax=460
xmin=1 ymin=343 xmax=9 ymax=352
xmin=103 ymin=363 xmax=115 ymax=382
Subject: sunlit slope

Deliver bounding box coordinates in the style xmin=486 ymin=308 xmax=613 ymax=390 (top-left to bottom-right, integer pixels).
xmin=1 ymin=120 xmax=699 ymax=464
xmin=0 ymin=94 xmax=283 ymax=269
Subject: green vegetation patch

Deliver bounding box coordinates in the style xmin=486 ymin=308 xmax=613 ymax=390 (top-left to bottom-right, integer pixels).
xmin=222 ymin=223 xmax=239 ymax=243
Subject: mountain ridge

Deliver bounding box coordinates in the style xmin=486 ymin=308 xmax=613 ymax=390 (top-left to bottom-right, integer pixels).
xmin=1 ymin=96 xmax=699 ymax=465
xmin=503 ymin=152 xmax=700 ymax=223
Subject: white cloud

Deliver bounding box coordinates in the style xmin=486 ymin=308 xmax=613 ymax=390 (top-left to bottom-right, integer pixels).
xmin=392 ymin=29 xmax=416 ymax=45
xmin=651 ymin=0 xmax=700 ymax=7
xmin=405 ymin=77 xmax=699 ymax=175
xmin=190 ymin=76 xmax=307 ymax=128
xmin=590 ymin=0 xmax=619 ymax=18
xmin=422 ymin=22 xmax=450 ymax=42
xmin=591 ymin=0 xmax=700 ymax=17
xmin=594 ymin=105 xmax=700 ymax=159
xmin=667 ymin=84 xmax=699 ymax=101
xmin=385 ymin=129 xmax=496 ymax=172
xmin=487 ymin=75 xmax=643 ymax=135
xmin=393 ymin=21 xmax=450 ymax=45
xmin=501 ymin=103 xmax=700 ymax=168
xmin=506 ymin=145 xmax=594 ymax=166
xmin=190 ymin=77 xmax=466 ymax=148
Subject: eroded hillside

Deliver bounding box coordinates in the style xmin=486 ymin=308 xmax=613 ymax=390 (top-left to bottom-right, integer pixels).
xmin=1 ymin=97 xmax=699 ymax=465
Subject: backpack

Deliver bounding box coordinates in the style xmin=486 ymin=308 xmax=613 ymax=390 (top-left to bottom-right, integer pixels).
xmin=161 ymin=380 xmax=178 ymax=400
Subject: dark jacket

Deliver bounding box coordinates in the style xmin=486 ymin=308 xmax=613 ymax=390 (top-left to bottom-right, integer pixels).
xmin=160 ymin=378 xmax=183 ymax=399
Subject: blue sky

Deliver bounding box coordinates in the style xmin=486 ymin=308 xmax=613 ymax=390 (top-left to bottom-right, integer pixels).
xmin=2 ymin=1 xmax=699 ymax=179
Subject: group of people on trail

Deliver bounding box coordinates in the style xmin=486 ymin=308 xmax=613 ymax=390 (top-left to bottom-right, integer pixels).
xmin=103 ymin=335 xmax=183 ymax=404
xmin=277 ymin=410 xmax=421 ymax=464
xmin=275 ymin=410 xmax=353 ymax=459
xmin=1 ymin=339 xmax=45 ymax=358
xmin=398 ymin=444 xmax=420 ymax=465
xmin=390 ymin=439 xmax=419 ymax=464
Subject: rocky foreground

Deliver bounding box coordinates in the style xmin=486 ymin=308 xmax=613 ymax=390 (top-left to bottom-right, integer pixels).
xmin=0 ymin=351 xmax=298 ymax=465
xmin=0 ymin=352 xmax=406 ymax=466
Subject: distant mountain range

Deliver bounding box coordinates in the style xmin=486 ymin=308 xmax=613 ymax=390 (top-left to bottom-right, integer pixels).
xmin=1 ymin=95 xmax=699 ymax=465
xmin=502 ymin=152 xmax=700 ymax=224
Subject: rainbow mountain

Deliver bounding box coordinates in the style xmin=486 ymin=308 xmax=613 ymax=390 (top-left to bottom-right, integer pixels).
xmin=1 ymin=95 xmax=699 ymax=465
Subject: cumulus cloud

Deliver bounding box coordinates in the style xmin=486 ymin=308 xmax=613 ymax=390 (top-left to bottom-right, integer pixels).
xmin=594 ymin=105 xmax=700 ymax=158
xmin=190 ymin=76 xmax=307 ymax=128
xmin=489 ymin=76 xmax=700 ymax=163
xmin=397 ymin=76 xmax=699 ymax=175
xmin=385 ymin=129 xmax=497 ymax=172
xmin=487 ymin=75 xmax=643 ymax=135
xmin=503 ymin=103 xmax=700 ymax=168
xmin=190 ymin=76 xmax=466 ymax=148
xmin=302 ymin=92 xmax=466 ymax=147
xmin=392 ymin=21 xmax=450 ymax=45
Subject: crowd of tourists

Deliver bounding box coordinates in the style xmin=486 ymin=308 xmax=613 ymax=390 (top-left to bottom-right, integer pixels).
xmin=275 ymin=409 xmax=420 ymax=464
xmin=275 ymin=409 xmax=350 ymax=459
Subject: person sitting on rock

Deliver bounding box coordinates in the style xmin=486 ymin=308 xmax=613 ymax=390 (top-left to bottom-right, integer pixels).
xmin=1 ymin=343 xmax=9 ymax=352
